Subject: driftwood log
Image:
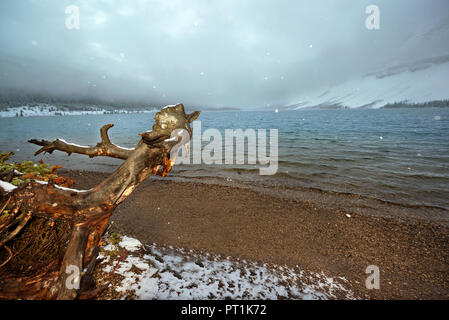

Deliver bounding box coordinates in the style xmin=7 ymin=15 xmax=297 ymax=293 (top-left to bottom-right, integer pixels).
xmin=0 ymin=104 xmax=199 ymax=299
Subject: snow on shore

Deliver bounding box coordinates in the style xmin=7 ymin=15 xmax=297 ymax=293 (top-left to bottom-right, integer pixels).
xmin=97 ymin=234 xmax=356 ymax=300
xmin=0 ymin=105 xmax=158 ymax=118
xmin=0 ymin=180 xmax=17 ymax=193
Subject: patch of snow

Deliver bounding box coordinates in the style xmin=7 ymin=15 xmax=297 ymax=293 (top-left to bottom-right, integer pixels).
xmin=0 ymin=180 xmax=17 ymax=193
xmin=56 ymin=139 xmax=90 ymax=149
xmin=34 ymin=179 xmax=91 ymax=193
xmin=115 ymin=145 xmax=135 ymax=151
xmin=0 ymin=104 xmax=158 ymax=118
xmin=119 ymin=236 xmax=143 ymax=252
xmin=99 ymin=235 xmax=356 ymax=300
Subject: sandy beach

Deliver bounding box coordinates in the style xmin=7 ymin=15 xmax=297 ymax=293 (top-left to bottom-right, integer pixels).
xmin=60 ymin=170 xmax=449 ymax=300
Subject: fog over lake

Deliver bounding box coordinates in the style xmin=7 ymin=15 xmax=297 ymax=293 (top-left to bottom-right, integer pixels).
xmin=1 ymin=0 xmax=448 ymax=108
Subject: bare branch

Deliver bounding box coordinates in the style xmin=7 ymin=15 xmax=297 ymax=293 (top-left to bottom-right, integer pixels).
xmin=28 ymin=124 xmax=134 ymax=160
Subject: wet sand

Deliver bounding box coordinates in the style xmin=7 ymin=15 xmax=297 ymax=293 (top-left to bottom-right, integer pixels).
xmin=62 ymin=170 xmax=449 ymax=299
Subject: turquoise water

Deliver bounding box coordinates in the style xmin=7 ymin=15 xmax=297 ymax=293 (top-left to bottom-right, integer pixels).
xmin=1 ymin=108 xmax=448 ymax=209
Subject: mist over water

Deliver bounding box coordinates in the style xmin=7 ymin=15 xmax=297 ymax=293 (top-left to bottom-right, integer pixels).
xmin=1 ymin=0 xmax=449 ymax=108
xmin=1 ymin=108 xmax=448 ymax=210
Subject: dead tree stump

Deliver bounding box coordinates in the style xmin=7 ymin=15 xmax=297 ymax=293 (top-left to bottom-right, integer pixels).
xmin=0 ymin=104 xmax=199 ymax=299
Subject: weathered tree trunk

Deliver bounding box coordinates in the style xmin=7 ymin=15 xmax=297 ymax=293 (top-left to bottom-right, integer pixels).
xmin=0 ymin=104 xmax=199 ymax=299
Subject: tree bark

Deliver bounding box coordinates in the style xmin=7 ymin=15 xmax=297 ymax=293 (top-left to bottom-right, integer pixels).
xmin=56 ymin=225 xmax=89 ymax=300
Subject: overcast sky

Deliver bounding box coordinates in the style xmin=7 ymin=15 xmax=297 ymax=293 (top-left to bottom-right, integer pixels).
xmin=0 ymin=0 xmax=448 ymax=108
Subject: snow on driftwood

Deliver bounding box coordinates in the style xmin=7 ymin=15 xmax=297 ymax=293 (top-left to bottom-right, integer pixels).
xmin=0 ymin=180 xmax=17 ymax=193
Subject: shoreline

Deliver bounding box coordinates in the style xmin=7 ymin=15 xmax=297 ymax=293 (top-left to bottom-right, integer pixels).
xmin=160 ymin=174 xmax=449 ymax=225
xmin=63 ymin=169 xmax=449 ymax=299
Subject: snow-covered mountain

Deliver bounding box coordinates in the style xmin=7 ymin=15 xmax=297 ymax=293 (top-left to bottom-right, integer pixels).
xmin=287 ymin=54 xmax=449 ymax=109
xmin=287 ymin=14 xmax=449 ymax=110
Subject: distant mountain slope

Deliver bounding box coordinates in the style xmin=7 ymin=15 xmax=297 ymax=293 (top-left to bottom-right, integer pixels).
xmin=288 ymin=55 xmax=449 ymax=109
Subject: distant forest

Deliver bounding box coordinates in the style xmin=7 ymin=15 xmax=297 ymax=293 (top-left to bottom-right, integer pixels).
xmin=0 ymin=90 xmax=156 ymax=110
xmin=0 ymin=91 xmax=235 ymax=112
xmin=382 ymin=100 xmax=449 ymax=109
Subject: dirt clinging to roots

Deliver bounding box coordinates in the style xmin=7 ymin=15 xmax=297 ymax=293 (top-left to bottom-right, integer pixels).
xmin=0 ymin=216 xmax=72 ymax=276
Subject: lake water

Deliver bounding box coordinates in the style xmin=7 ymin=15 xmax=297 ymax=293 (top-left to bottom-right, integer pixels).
xmin=1 ymin=108 xmax=448 ymax=209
